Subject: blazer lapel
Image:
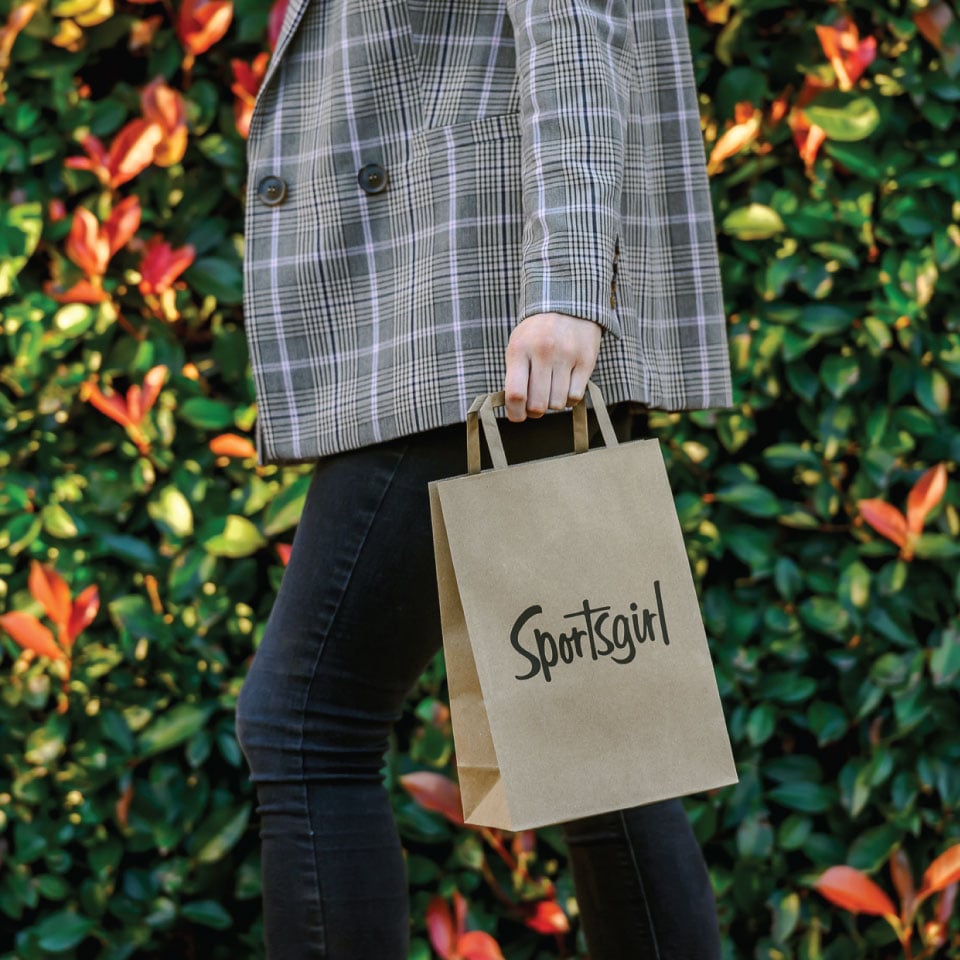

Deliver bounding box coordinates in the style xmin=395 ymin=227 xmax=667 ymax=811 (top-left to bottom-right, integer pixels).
xmin=250 ymin=0 xmax=314 ymax=131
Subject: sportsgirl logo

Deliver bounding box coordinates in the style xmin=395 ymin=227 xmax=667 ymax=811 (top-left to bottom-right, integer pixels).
xmin=510 ymin=581 xmax=670 ymax=683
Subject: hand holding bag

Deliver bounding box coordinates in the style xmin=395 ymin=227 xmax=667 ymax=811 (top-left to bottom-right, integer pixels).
xmin=428 ymin=380 xmax=737 ymax=831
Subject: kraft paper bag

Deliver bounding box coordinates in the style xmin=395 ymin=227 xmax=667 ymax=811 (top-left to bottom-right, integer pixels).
xmin=427 ymin=380 xmax=738 ymax=831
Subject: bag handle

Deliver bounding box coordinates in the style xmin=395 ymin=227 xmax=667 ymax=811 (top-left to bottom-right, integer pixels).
xmin=466 ymin=379 xmax=619 ymax=475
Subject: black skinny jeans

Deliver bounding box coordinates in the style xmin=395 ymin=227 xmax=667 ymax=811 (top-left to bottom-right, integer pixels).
xmin=234 ymin=405 xmax=722 ymax=960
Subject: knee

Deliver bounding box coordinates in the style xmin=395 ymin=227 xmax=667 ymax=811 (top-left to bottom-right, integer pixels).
xmin=234 ymin=642 xmax=397 ymax=785
xmin=234 ymin=653 xmax=273 ymax=773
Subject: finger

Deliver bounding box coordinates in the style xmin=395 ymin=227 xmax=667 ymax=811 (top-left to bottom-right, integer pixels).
xmin=525 ymin=355 xmax=551 ymax=418
xmin=568 ymin=363 xmax=590 ymax=406
xmin=548 ymin=364 xmax=572 ymax=410
xmin=504 ymin=348 xmax=530 ymax=422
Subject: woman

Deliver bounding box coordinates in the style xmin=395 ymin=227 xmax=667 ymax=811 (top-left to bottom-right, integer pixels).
xmin=235 ymin=0 xmax=735 ymax=957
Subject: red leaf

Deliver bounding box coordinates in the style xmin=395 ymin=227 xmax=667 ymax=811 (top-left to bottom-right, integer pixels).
xmin=919 ymin=845 xmax=960 ymax=900
xmin=936 ymin=882 xmax=958 ymax=927
xmin=67 ymin=584 xmax=100 ymax=647
xmin=906 ymin=463 xmax=947 ymax=536
xmin=889 ymin=848 xmax=915 ymax=914
xmin=138 ymin=236 xmax=195 ymax=294
xmin=267 ymin=0 xmax=289 ymax=48
xmin=0 ymin=611 xmax=65 ymax=661
xmin=425 ymin=896 xmax=456 ymax=959
xmin=399 ymin=771 xmax=464 ymax=825
xmin=815 ymin=865 xmax=897 ymax=917
xmin=523 ymin=899 xmax=570 ymax=935
xmin=857 ymin=499 xmax=909 ymax=549
xmin=28 ymin=560 xmax=71 ymax=627
xmin=457 ymin=930 xmax=505 ymax=960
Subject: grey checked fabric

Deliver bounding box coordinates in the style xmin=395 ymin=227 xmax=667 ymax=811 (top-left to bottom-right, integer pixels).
xmin=243 ymin=0 xmax=735 ymax=467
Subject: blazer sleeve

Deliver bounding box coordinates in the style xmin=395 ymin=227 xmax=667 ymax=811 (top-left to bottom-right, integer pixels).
xmin=505 ymin=0 xmax=630 ymax=339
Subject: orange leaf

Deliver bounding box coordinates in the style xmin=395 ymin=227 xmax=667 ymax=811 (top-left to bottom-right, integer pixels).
xmin=28 ymin=561 xmax=72 ymax=627
xmin=815 ymin=16 xmax=876 ymax=91
xmin=523 ymin=899 xmax=570 ymax=934
xmin=84 ymin=381 xmax=134 ymax=429
xmin=141 ymin=77 xmax=187 ymax=166
xmin=66 ymin=206 xmax=110 ymax=277
xmin=107 ymin=118 xmax=163 ymax=189
xmin=103 ymin=195 xmax=142 ymax=257
xmin=915 ymin=2 xmax=955 ymax=53
xmin=115 ymin=782 xmax=133 ymax=829
xmin=457 ymin=931 xmax=506 ymax=960
xmin=426 ymin=896 xmax=456 ymax=959
xmin=0 ymin=2 xmax=38 ymax=75
xmin=275 ymin=543 xmax=292 ymax=566
xmin=906 ymin=463 xmax=947 ymax=536
xmin=815 ymin=865 xmax=897 ymax=917
xmin=919 ymin=845 xmax=960 ymax=901
xmin=707 ymin=107 xmax=761 ymax=174
xmin=139 ymin=364 xmax=168 ymax=418
xmin=399 ymin=771 xmax=464 ymax=825
xmin=126 ymin=384 xmax=144 ymax=426
xmin=210 ymin=433 xmax=256 ymax=458
xmin=0 ymin=611 xmax=65 ymax=661
xmin=889 ymin=848 xmax=915 ymax=914
xmin=177 ymin=0 xmax=234 ymax=57
xmin=44 ymin=276 xmax=109 ymax=304
xmin=857 ymin=499 xmax=909 ymax=549
xmin=67 ymin=583 xmax=100 ymax=647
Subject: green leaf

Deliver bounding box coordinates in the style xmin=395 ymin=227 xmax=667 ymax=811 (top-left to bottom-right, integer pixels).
xmin=53 ymin=303 xmax=96 ymax=338
xmin=180 ymin=899 xmax=233 ymax=929
xmin=721 ymin=204 xmax=785 ymax=240
xmin=190 ymin=803 xmax=252 ymax=864
xmin=713 ymin=483 xmax=782 ymax=517
xmin=931 ymin=626 xmax=960 ymax=687
xmin=807 ymin=701 xmax=848 ymax=745
xmin=262 ymin=475 xmax=311 ymax=536
xmin=820 ymin=354 xmax=860 ymax=399
xmin=767 ymin=781 xmax=834 ymax=813
xmin=798 ymin=597 xmax=850 ymax=636
xmin=199 ymin=514 xmax=267 ymax=558
xmin=871 ymin=653 xmax=908 ymax=688
xmin=847 ymin=825 xmax=902 ymax=873
xmin=804 ymin=92 xmax=881 ymax=141
xmin=0 ymin=202 xmax=43 ymax=297
xmin=179 ymin=397 xmax=237 ymax=431
xmin=31 ymin=911 xmax=95 ymax=951
xmin=139 ymin=704 xmax=215 ymax=758
xmin=147 ymin=485 xmax=194 ymax=538
xmin=184 ymin=256 xmax=243 ymax=305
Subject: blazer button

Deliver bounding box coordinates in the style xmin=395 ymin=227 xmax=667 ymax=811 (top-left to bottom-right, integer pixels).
xmin=257 ymin=175 xmax=287 ymax=206
xmin=358 ymin=163 xmax=388 ymax=195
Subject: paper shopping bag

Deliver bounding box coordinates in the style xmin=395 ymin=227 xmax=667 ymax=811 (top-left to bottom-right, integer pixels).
xmin=427 ymin=380 xmax=737 ymax=831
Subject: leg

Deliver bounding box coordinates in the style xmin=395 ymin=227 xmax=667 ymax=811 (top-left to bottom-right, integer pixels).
xmin=235 ymin=431 xmax=461 ymax=959
xmin=560 ymin=800 xmax=722 ymax=960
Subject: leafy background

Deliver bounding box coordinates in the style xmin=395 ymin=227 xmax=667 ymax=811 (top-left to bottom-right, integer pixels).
xmin=1 ymin=0 xmax=959 ymax=957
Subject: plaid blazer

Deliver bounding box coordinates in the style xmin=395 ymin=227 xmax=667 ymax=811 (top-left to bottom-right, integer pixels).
xmin=243 ymin=0 xmax=735 ymax=467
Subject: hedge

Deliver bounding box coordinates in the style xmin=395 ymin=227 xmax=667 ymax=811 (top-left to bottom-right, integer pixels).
xmin=1 ymin=0 xmax=959 ymax=957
